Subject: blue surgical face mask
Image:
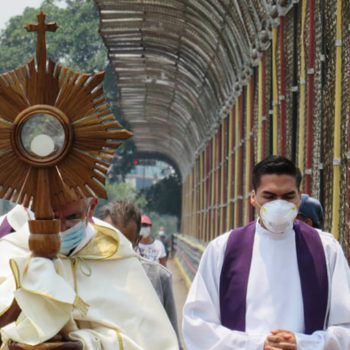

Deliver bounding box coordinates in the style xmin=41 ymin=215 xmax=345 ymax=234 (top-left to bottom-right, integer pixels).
xmin=60 ymin=221 xmax=86 ymax=255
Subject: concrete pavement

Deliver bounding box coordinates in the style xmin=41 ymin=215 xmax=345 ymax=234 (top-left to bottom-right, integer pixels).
xmin=167 ymin=257 xmax=189 ymax=350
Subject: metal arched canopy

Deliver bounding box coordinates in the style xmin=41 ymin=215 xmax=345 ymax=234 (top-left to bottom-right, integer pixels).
xmin=94 ymin=0 xmax=294 ymax=179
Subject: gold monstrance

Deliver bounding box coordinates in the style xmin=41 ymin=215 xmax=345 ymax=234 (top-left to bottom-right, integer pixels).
xmin=0 ymin=11 xmax=131 ymax=258
xmin=0 ymin=12 xmax=131 ymax=349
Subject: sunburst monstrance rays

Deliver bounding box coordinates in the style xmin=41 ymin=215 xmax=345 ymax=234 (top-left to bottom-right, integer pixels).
xmin=0 ymin=11 xmax=132 ymax=212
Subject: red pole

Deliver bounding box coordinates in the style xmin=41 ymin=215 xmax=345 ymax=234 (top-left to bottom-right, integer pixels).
xmin=305 ymin=0 xmax=315 ymax=194
xmin=346 ymin=9 xmax=350 ymax=260
xmin=206 ymin=142 xmax=211 ymax=242
xmin=279 ymin=17 xmax=286 ymax=155
xmin=262 ymin=52 xmax=267 ymax=159
xmin=222 ymin=119 xmax=228 ymax=230
xmin=209 ymin=139 xmax=213 ymax=241
xmin=196 ymin=158 xmax=200 ymax=240
xmin=216 ymin=129 xmax=221 ymax=237
xmin=237 ymin=94 xmax=244 ymax=226
xmin=249 ymin=77 xmax=254 ymax=222
xmin=230 ymin=107 xmax=236 ymax=229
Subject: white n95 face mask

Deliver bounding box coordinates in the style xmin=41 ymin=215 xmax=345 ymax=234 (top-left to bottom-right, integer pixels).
xmin=259 ymin=200 xmax=298 ymax=234
xmin=140 ymin=226 xmax=151 ymax=238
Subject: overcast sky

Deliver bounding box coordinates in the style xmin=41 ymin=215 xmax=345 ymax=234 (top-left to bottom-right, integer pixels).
xmin=0 ymin=1 xmax=47 ymax=29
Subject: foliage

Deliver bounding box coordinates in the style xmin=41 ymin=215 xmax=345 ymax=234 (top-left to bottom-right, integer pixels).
xmin=0 ymin=0 xmax=106 ymax=73
xmin=103 ymin=64 xmax=136 ymax=181
xmin=95 ymin=179 xmax=180 ymax=236
xmin=107 ymin=138 xmax=137 ymax=182
xmin=0 ymin=0 xmax=136 ymax=181
xmin=95 ymin=181 xmax=147 ymax=219
xmin=144 ymin=211 xmax=179 ymax=237
xmin=141 ymin=174 xmax=182 ymax=220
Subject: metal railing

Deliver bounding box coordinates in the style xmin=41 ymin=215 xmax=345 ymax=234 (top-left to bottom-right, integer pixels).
xmin=173 ymin=233 xmax=206 ymax=289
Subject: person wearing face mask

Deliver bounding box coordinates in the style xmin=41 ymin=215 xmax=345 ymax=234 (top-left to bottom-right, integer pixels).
xmin=138 ymin=215 xmax=167 ymax=266
xmin=183 ymin=155 xmax=350 ymax=350
xmin=0 ymin=197 xmax=179 ymax=350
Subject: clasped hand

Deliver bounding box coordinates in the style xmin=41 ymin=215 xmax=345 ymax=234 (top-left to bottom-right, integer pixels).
xmin=264 ymin=329 xmax=297 ymax=350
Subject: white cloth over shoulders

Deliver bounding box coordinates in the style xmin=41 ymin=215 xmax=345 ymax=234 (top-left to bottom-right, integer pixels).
xmin=183 ymin=220 xmax=350 ymax=350
xmin=0 ymin=221 xmax=179 ymax=350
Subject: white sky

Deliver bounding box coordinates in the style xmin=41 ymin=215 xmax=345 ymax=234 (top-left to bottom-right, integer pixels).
xmin=0 ymin=1 xmax=49 ymax=29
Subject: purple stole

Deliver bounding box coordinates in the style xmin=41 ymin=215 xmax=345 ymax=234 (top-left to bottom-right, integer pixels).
xmin=0 ymin=216 xmax=14 ymax=238
xmin=219 ymin=220 xmax=328 ymax=334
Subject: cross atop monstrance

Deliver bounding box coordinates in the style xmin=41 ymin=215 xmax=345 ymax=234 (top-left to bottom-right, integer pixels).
xmin=0 ymin=11 xmax=132 ymax=258
xmin=25 ymin=11 xmax=58 ymax=72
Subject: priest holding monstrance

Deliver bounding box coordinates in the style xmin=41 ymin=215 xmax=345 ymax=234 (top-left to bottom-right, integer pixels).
xmin=0 ymin=12 xmax=178 ymax=350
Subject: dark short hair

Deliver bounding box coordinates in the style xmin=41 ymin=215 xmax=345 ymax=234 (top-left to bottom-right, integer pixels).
xmin=252 ymin=155 xmax=302 ymax=191
xmin=100 ymin=201 xmax=141 ymax=234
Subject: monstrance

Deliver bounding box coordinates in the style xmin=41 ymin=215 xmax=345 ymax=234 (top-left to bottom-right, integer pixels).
xmin=0 ymin=10 xmax=132 ymax=349
xmin=0 ymin=11 xmax=131 ymax=260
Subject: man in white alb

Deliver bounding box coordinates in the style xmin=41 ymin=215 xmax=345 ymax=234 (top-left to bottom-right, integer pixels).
xmin=183 ymin=155 xmax=350 ymax=350
xmin=0 ymin=197 xmax=178 ymax=349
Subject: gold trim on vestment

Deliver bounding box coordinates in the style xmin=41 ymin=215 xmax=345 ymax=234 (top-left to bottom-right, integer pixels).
xmin=9 ymin=259 xmax=74 ymax=306
xmin=70 ymin=259 xmax=78 ymax=293
xmin=85 ymin=319 xmax=126 ymax=350
xmin=116 ymin=328 xmax=124 ymax=350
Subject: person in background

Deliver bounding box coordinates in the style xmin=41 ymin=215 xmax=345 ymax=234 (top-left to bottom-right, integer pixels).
xmin=157 ymin=226 xmax=170 ymax=261
xmin=100 ymin=201 xmax=181 ymax=348
xmin=139 ymin=215 xmax=167 ymax=266
xmin=297 ymin=193 xmax=324 ymax=229
xmin=183 ymin=155 xmax=350 ymax=350
xmin=101 ymin=200 xmax=141 ymax=250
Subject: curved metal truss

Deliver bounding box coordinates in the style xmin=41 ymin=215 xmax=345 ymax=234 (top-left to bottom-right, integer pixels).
xmin=95 ymin=0 xmax=293 ymax=178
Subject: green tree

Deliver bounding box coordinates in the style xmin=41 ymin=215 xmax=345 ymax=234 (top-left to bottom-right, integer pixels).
xmin=95 ymin=181 xmax=147 ymax=219
xmin=144 ymin=211 xmax=179 ymax=237
xmin=103 ymin=64 xmax=136 ymax=182
xmin=141 ymin=174 xmax=182 ymax=220
xmin=0 ymin=0 xmax=136 ymax=180
xmin=0 ymin=0 xmax=106 ymax=73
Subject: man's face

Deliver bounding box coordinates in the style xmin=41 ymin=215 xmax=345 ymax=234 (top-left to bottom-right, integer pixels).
xmin=250 ymin=174 xmax=302 ymax=216
xmin=55 ymin=198 xmax=97 ymax=231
